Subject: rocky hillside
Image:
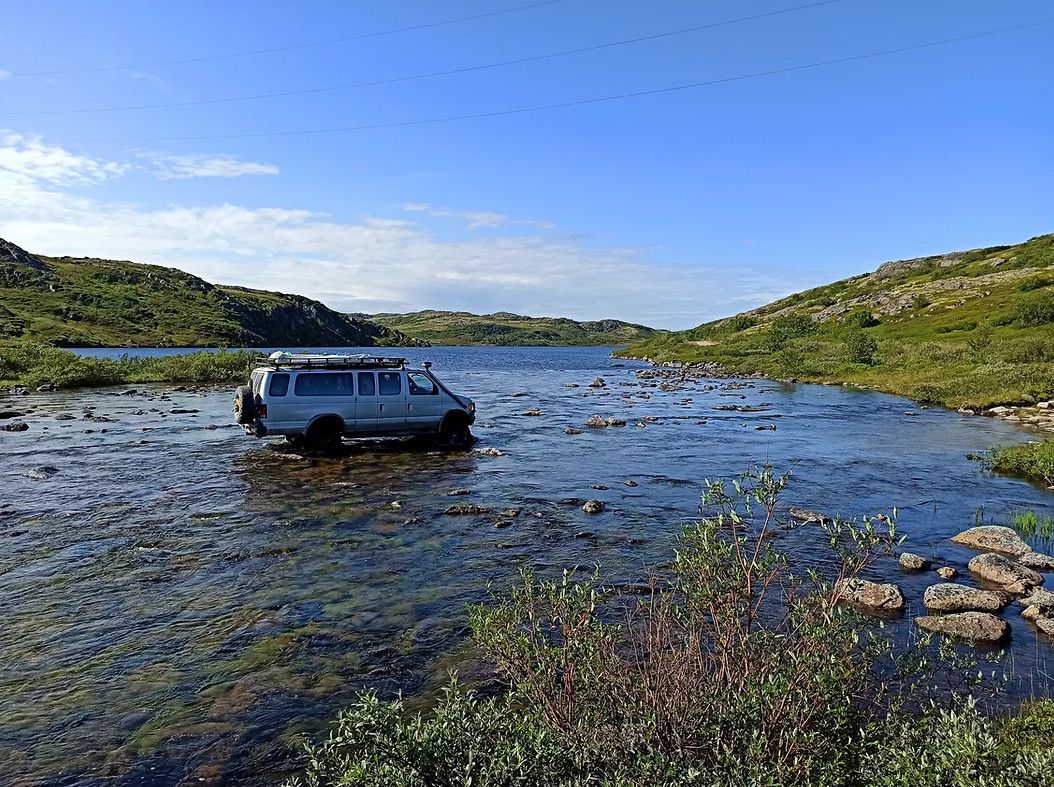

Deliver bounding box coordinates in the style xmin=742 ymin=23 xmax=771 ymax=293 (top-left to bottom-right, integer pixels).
xmin=619 ymin=233 xmax=1054 ymax=410
xmin=0 ymin=238 xmax=419 ymax=348
xmin=369 ymin=309 xmax=662 ymax=346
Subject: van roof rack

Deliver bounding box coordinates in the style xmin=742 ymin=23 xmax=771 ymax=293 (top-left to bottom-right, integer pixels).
xmin=256 ymin=351 xmax=408 ymax=370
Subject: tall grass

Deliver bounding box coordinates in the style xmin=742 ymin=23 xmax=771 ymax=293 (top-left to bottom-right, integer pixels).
xmin=987 ymin=441 xmax=1054 ymax=486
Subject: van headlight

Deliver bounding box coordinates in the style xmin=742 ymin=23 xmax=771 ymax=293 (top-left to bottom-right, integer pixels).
xmin=468 ymin=402 xmax=475 ymax=413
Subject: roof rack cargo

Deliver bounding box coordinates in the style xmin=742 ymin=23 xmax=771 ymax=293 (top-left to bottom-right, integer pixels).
xmin=256 ymin=351 xmax=408 ymax=370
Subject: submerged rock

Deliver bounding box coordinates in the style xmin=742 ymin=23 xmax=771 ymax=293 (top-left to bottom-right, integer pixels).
xmin=26 ymin=465 xmax=58 ymax=480
xmin=837 ymin=578 xmax=904 ymax=611
xmin=789 ymin=507 xmax=830 ymax=524
xmin=899 ymin=552 xmax=931 ymax=572
xmin=521 ymin=408 xmax=544 ymax=417
xmin=474 ymin=447 xmax=505 ymax=457
xmin=564 ymin=427 xmax=583 ymax=435
xmin=585 ymin=415 xmax=607 ymax=428
xmin=968 ymin=553 xmax=1043 ymax=591
xmin=951 ymin=526 xmax=1031 ymax=557
xmin=606 ymin=417 xmax=627 ymax=427
xmin=444 ymin=504 xmax=491 ymax=516
xmin=937 ymin=566 xmax=958 ymax=580
xmin=588 ymin=377 xmax=606 ymax=388
xmin=915 ymin=611 xmax=1009 ymax=643
xmin=0 ymin=421 xmax=29 ymax=432
xmin=582 ymin=499 xmax=605 ymax=514
xmin=922 ymin=583 xmax=1009 ymax=613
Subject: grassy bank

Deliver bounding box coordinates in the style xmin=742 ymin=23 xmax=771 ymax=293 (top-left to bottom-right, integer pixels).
xmin=0 ymin=342 xmax=254 ymax=389
xmin=286 ymin=470 xmax=1054 ymax=787
xmin=619 ymin=235 xmax=1054 ymax=411
xmin=988 ymin=441 xmax=1054 ymax=487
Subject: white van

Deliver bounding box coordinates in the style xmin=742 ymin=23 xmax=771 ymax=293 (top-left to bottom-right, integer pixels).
xmin=234 ymin=352 xmax=475 ymax=450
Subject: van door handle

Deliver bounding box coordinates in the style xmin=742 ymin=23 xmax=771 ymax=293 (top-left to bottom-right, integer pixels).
xmin=379 ymin=404 xmax=384 ymax=412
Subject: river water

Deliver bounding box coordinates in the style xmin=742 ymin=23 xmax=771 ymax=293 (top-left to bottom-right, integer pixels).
xmin=2 ymin=346 xmax=1052 ymax=786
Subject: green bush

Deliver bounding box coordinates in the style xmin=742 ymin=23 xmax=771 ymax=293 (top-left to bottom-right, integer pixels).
xmin=1015 ymin=294 xmax=1054 ymax=327
xmin=287 ymin=470 xmax=1054 ymax=787
xmin=844 ymin=330 xmax=879 ymax=365
xmin=1019 ymin=276 xmax=1054 ymax=292
xmin=843 ymin=310 xmax=880 ymax=329
xmin=764 ymin=314 xmax=814 ymax=351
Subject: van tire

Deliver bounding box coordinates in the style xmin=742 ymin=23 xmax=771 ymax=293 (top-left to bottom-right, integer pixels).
xmin=305 ymin=416 xmax=344 ymax=453
xmin=437 ymin=411 xmax=472 ymax=448
xmin=234 ymin=386 xmax=256 ymax=424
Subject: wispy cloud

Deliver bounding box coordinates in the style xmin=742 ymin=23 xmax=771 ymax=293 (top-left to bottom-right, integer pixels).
xmin=0 ymin=134 xmax=821 ymax=328
xmin=401 ymin=202 xmax=556 ymax=231
xmin=0 ymin=69 xmax=11 ymax=81
xmin=127 ymin=71 xmax=170 ymax=91
xmin=139 ymin=152 xmax=279 ymax=180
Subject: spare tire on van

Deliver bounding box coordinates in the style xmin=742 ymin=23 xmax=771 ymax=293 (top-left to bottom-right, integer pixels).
xmin=233 ymin=385 xmax=256 ymax=424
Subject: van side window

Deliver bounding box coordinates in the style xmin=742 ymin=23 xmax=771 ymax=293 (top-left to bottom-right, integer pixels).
xmin=293 ymin=372 xmax=354 ymax=396
xmin=357 ymin=372 xmax=376 ymax=396
xmin=378 ymin=372 xmax=402 ymax=396
xmin=268 ymin=373 xmax=290 ymax=397
xmin=408 ymin=373 xmax=437 ymax=395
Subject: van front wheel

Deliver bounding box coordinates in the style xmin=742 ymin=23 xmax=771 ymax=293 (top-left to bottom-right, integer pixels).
xmin=436 ymin=413 xmax=472 ymax=449
xmin=305 ymin=417 xmax=344 ymax=454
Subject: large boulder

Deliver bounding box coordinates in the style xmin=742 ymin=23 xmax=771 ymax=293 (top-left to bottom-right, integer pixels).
xmin=1037 ymin=618 xmax=1054 ymax=637
xmin=836 ymin=579 xmax=904 ymax=611
xmin=585 ymin=415 xmax=608 ymax=428
xmin=922 ymin=583 xmax=1009 ymax=613
xmin=951 ymin=526 xmax=1031 ymax=556
xmin=1019 ymin=551 xmax=1054 ymax=571
xmin=915 ymin=611 xmax=1009 ymax=643
xmin=1018 ymin=588 xmax=1054 ymax=610
xmin=968 ymin=553 xmax=1043 ymax=591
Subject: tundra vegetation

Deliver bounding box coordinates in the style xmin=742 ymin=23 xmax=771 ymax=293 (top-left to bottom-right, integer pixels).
xmin=987 ymin=442 xmax=1054 ymax=488
xmin=0 ymin=342 xmax=255 ymax=388
xmin=286 ymin=470 xmax=1054 ymax=787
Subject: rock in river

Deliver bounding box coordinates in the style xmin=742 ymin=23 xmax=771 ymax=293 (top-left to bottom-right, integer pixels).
xmin=0 ymin=421 xmax=29 ymax=432
xmin=937 ymin=566 xmax=958 ymax=580
xmin=789 ymin=507 xmax=830 ymax=524
xmin=837 ymin=578 xmax=904 ymax=611
xmin=968 ymin=553 xmax=1043 ymax=591
xmin=582 ymin=499 xmax=605 ymax=514
xmin=915 ymin=611 xmax=1009 ymax=643
xmin=899 ymin=552 xmax=931 ymax=571
xmin=585 ymin=415 xmax=607 ymax=428
xmin=1018 ymin=588 xmax=1054 ymax=610
xmin=1018 ymin=551 xmax=1054 ymax=571
xmin=588 ymin=377 xmax=606 ymax=388
xmin=444 ymin=504 xmax=491 ymax=516
xmin=951 ymin=526 xmax=1031 ymax=557
xmin=26 ymin=465 xmax=58 ymax=480
xmin=923 ymin=583 xmax=1009 ymax=613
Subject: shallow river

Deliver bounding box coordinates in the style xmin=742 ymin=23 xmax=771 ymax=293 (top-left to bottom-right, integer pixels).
xmin=2 ymin=346 xmax=1052 ymax=786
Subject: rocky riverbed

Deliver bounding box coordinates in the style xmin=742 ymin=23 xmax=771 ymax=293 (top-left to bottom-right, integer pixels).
xmin=2 ymin=346 xmax=1053 ymax=786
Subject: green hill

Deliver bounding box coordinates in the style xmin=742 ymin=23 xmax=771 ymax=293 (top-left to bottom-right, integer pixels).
xmin=618 ymin=234 xmax=1054 ymax=410
xmin=0 ymin=238 xmax=419 ymax=348
xmin=369 ymin=309 xmax=662 ymax=346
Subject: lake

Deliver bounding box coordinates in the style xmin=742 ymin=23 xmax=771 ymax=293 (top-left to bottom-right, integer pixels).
xmin=2 ymin=346 xmax=1052 ymax=786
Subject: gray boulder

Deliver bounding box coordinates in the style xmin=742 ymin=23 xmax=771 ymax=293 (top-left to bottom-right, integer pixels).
xmin=951 ymin=526 xmax=1031 ymax=556
xmin=1037 ymin=618 xmax=1054 ymax=637
xmin=968 ymin=553 xmax=1043 ymax=591
xmin=582 ymin=499 xmax=606 ymax=514
xmin=1018 ymin=588 xmax=1054 ymax=610
xmin=922 ymin=583 xmax=1009 ymax=613
xmin=1019 ymin=551 xmax=1054 ymax=571
xmin=837 ymin=578 xmax=904 ymax=611
xmin=585 ymin=415 xmax=608 ymax=428
xmin=915 ymin=611 xmax=1009 ymax=643
xmin=899 ymin=553 xmax=931 ymax=572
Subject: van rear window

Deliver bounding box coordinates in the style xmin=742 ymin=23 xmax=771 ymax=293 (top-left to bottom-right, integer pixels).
xmin=293 ymin=372 xmax=355 ymax=396
xmin=268 ymin=373 xmax=290 ymax=397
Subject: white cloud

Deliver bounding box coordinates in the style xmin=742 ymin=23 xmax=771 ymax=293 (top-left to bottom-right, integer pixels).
xmin=0 ymin=135 xmax=819 ymax=328
xmin=140 ymin=152 xmax=279 ymax=180
xmin=401 ymin=202 xmax=556 ymax=231
xmin=0 ymin=69 xmax=11 ymax=80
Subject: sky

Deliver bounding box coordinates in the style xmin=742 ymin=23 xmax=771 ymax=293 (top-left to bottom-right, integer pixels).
xmin=0 ymin=0 xmax=1051 ymax=329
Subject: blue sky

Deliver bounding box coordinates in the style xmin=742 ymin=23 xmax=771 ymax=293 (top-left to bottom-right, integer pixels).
xmin=0 ymin=0 xmax=1050 ymax=328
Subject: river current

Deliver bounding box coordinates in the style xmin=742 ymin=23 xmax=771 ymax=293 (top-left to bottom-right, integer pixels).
xmin=2 ymin=346 xmax=1052 ymax=786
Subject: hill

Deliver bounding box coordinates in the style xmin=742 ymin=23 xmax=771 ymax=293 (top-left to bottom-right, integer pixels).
xmin=369 ymin=309 xmax=662 ymax=346
xmin=0 ymin=238 xmax=419 ymax=348
xmin=618 ymin=234 xmax=1054 ymax=410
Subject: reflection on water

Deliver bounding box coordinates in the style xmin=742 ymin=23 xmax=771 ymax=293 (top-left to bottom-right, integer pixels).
xmin=1 ymin=346 xmax=1052 ymax=785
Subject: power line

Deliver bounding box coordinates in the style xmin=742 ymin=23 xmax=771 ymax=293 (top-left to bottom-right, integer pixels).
xmin=7 ymin=0 xmax=571 ymax=77
xmin=0 ymin=0 xmax=843 ymax=116
xmin=57 ymin=18 xmax=1053 ymax=143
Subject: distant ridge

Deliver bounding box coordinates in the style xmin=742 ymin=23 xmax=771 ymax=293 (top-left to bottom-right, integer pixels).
xmin=368 ymin=309 xmax=663 ymax=346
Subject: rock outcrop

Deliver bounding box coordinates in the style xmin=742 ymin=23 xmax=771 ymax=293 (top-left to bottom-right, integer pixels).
xmin=915 ymin=611 xmax=1009 ymax=643
xmin=922 ymin=583 xmax=1009 ymax=613
xmin=837 ymin=579 xmax=904 ymax=611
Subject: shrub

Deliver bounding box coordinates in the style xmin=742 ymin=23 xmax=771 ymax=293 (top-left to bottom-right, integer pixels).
xmin=966 ymin=324 xmax=994 ymax=358
xmin=287 ymin=470 xmax=1054 ymax=786
xmin=723 ymin=314 xmax=756 ymax=333
xmin=1015 ymin=294 xmax=1054 ymax=327
xmin=911 ymin=293 xmax=932 ymax=310
xmin=764 ymin=314 xmax=813 ymax=351
xmin=1019 ymin=276 xmax=1054 ymax=293
xmin=843 ymin=310 xmax=880 ymax=329
xmin=844 ymin=330 xmax=879 ymax=365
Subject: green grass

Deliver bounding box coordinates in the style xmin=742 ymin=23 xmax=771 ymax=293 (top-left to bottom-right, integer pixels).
xmin=988 ymin=441 xmax=1054 ymax=486
xmin=0 ymin=342 xmax=255 ymax=388
xmin=619 ymin=234 xmax=1054 ymax=411
xmin=370 ymin=309 xmax=662 ymax=346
